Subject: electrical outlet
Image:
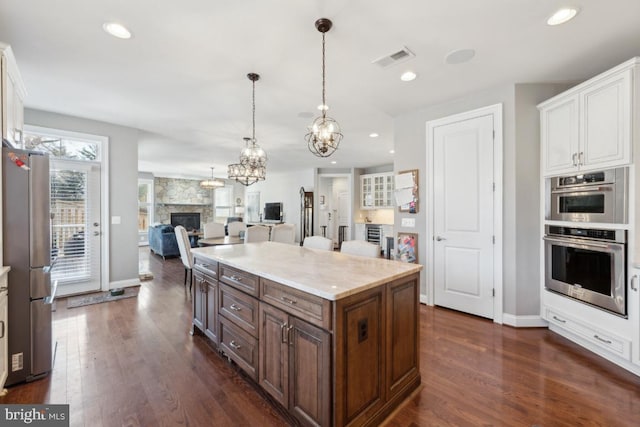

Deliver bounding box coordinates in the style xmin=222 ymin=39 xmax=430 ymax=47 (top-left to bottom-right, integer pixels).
xmin=401 ymin=218 xmax=415 ymax=227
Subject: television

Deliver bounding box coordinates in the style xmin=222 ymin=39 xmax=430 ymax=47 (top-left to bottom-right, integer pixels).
xmin=170 ymin=212 xmax=201 ymax=231
xmin=263 ymin=202 xmax=283 ymax=222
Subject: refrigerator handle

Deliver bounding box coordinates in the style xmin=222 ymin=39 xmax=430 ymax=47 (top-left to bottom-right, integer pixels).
xmin=44 ymin=280 xmax=58 ymax=305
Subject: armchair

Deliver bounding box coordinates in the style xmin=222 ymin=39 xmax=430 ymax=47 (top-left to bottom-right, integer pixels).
xmin=148 ymin=224 xmax=180 ymax=259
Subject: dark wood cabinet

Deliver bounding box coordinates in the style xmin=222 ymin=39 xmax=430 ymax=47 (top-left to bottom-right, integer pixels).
xmin=260 ymin=302 xmax=330 ymax=427
xmin=191 ymin=253 xmax=420 ymax=427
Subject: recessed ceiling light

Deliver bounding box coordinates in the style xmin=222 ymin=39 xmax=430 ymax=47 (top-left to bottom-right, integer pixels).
xmin=547 ymin=8 xmax=579 ymax=26
xmin=317 ymin=104 xmax=329 ymax=111
xmin=331 ymin=161 xmax=337 ymax=164
xmin=400 ymin=71 xmax=417 ymax=82
xmin=369 ymin=133 xmax=379 ymax=138
xmin=103 ymin=22 xmax=132 ymax=39
xmin=445 ymin=48 xmax=476 ymax=65
xmin=389 ymin=150 xmax=395 ymax=154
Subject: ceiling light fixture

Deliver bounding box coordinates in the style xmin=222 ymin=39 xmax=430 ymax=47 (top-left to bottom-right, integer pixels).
xmin=200 ymin=167 xmax=224 ymax=189
xmin=306 ymin=18 xmax=343 ymax=158
xmin=547 ymin=8 xmax=579 ymax=26
xmin=369 ymin=133 xmax=379 ymax=138
xmin=228 ymin=73 xmax=267 ymax=186
xmin=102 ymin=22 xmax=132 ymax=39
xmin=400 ymin=71 xmax=417 ymax=81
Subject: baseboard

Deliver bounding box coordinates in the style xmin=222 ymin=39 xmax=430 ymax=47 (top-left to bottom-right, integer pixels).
xmin=502 ymin=313 xmax=548 ymax=328
xmin=420 ymin=294 xmax=429 ymax=305
xmin=109 ymin=278 xmax=139 ymax=290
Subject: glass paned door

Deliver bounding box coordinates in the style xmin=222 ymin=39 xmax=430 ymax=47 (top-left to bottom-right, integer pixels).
xmin=138 ymin=179 xmax=154 ymax=245
xmin=50 ymin=160 xmax=101 ymax=296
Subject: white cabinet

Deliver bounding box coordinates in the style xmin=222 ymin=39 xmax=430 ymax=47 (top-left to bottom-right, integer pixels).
xmin=354 ymin=223 xmax=365 ymax=241
xmin=1 ymin=44 xmax=26 ymax=146
xmin=631 ymin=267 xmax=640 ymax=368
xmin=540 ymin=58 xmax=636 ymax=176
xmin=361 ymin=172 xmax=394 ymax=209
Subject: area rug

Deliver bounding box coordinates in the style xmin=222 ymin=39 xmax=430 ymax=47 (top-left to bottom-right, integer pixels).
xmin=66 ymin=286 xmax=140 ymax=309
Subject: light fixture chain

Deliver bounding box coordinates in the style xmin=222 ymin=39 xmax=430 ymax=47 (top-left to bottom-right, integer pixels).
xmin=252 ymin=79 xmax=256 ymax=141
xmin=321 ymin=32 xmax=326 ymax=118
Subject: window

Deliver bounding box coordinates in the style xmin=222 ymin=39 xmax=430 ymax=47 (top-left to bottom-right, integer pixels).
xmin=23 ymin=133 xmax=101 ymax=161
xmin=214 ymin=185 xmax=233 ymax=223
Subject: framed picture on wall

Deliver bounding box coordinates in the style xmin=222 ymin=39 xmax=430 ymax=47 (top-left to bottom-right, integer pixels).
xmin=397 ymin=232 xmax=418 ymax=263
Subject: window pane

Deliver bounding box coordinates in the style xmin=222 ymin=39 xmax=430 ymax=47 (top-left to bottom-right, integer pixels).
xmin=23 ymin=134 xmax=100 ymax=161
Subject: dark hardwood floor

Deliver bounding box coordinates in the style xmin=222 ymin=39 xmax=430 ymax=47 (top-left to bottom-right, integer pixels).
xmin=2 ymin=248 xmax=639 ymax=426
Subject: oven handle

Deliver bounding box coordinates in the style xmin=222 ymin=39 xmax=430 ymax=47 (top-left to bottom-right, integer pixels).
xmin=550 ymin=186 xmax=613 ymax=195
xmin=543 ymin=235 xmax=622 ymax=250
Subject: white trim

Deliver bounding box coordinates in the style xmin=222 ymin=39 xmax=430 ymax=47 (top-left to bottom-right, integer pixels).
xmin=502 ymin=314 xmax=548 ymax=328
xmin=425 ymin=103 xmax=504 ymax=323
xmin=24 ymin=124 xmax=111 ymax=292
xmin=109 ymin=278 xmax=139 ymax=289
xmin=420 ymin=294 xmax=429 ymax=305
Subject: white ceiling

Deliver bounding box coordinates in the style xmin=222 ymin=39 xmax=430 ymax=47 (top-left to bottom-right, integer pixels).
xmin=1 ymin=0 xmax=639 ymax=180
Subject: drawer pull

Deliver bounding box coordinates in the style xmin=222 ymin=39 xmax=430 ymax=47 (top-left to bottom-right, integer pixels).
xmin=229 ymin=340 xmax=242 ymax=350
xmin=552 ymin=315 xmax=566 ymax=324
xmin=0 ymin=320 xmax=4 ymax=339
xmin=594 ymin=335 xmax=612 ymax=345
xmin=281 ymin=296 xmax=297 ymax=305
xmin=229 ymin=275 xmax=243 ymax=282
xmin=281 ymin=322 xmax=288 ymax=343
xmin=229 ymin=303 xmax=242 ymax=311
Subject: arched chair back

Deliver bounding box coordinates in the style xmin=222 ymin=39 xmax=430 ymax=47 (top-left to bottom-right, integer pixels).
xmin=270 ymin=223 xmax=296 ymax=244
xmin=340 ymin=240 xmax=380 ymax=258
xmin=203 ymin=222 xmax=225 ymax=238
xmin=175 ymin=225 xmax=194 ymax=290
xmin=244 ymin=225 xmax=270 ymax=243
xmin=227 ymin=221 xmax=247 ymax=237
xmin=302 ymin=236 xmax=333 ymax=251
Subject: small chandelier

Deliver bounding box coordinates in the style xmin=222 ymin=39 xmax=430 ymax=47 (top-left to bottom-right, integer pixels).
xmin=305 ymin=18 xmax=342 ymax=158
xmin=200 ymin=167 xmax=224 ymax=189
xmin=227 ymin=138 xmax=267 ymax=186
xmin=228 ymin=73 xmax=267 ymax=186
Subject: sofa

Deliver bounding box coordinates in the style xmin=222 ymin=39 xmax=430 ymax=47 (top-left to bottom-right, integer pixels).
xmin=148 ymin=224 xmax=180 ymax=259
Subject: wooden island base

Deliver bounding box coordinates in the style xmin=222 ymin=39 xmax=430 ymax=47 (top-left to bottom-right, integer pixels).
xmin=190 ymin=242 xmax=422 ymax=427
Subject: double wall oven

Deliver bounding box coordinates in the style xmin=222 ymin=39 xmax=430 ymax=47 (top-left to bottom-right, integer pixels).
xmin=544 ymin=167 xmax=628 ymax=317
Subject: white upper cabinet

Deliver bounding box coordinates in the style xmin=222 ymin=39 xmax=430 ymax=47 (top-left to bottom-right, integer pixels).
xmin=1 ymin=44 xmax=27 ymax=146
xmin=540 ymin=58 xmax=637 ymax=176
xmin=360 ymin=172 xmax=394 ymax=209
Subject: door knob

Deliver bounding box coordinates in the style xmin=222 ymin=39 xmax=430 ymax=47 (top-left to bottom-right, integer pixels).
xmin=94 ymin=222 xmax=100 ymax=227
xmin=435 ymin=236 xmax=446 ymax=241
xmin=93 ymin=231 xmax=100 ymax=236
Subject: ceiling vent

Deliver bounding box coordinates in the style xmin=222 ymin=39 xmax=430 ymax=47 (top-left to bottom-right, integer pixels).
xmin=372 ymin=46 xmax=415 ymax=68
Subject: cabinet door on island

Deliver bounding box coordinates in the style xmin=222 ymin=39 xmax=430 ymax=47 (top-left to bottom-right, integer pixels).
xmin=259 ymin=303 xmax=331 ymax=427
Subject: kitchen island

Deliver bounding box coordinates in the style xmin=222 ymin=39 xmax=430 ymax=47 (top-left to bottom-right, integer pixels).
xmin=190 ymin=241 xmax=422 ymax=427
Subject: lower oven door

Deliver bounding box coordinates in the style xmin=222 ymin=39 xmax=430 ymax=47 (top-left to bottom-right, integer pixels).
xmin=543 ymin=235 xmax=626 ymax=316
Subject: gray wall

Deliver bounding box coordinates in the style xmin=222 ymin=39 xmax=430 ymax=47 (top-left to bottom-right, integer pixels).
xmin=393 ymin=83 xmax=569 ymax=317
xmin=25 ymin=108 xmax=139 ymax=285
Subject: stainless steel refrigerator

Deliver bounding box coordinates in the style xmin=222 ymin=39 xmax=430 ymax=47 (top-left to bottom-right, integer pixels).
xmin=2 ymin=146 xmax=54 ymax=386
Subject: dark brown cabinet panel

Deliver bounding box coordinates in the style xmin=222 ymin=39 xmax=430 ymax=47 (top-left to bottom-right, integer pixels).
xmin=386 ymin=276 xmax=419 ymax=397
xmin=192 ymin=270 xmax=206 ymax=333
xmin=289 ymin=316 xmax=331 ymax=427
xmin=205 ymin=280 xmax=218 ymax=344
xmin=219 ymin=316 xmax=259 ymax=380
xmin=259 ymin=303 xmax=289 ymax=406
xmin=220 ymin=283 xmax=259 ymax=337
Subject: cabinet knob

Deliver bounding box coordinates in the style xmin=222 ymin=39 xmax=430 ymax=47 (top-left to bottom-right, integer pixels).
xmin=229 ymin=303 xmax=242 ymax=311
xmin=229 ymin=340 xmax=241 ymax=350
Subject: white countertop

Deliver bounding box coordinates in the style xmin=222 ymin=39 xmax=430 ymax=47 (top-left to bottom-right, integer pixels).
xmin=191 ymin=241 xmax=422 ymax=300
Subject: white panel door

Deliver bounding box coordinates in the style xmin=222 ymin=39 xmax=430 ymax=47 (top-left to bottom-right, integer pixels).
xmin=433 ymin=114 xmax=495 ymax=319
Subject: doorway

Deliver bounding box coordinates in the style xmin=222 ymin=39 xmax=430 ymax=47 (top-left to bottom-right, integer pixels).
xmin=426 ymin=104 xmax=503 ymax=322
xmin=24 ymin=126 xmax=108 ymax=296
xmin=317 ymin=174 xmax=352 ymax=248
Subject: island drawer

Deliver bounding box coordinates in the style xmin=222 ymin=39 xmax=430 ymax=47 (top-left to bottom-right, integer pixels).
xmin=220 ymin=264 xmax=259 ymax=297
xmin=219 ymin=283 xmax=259 ymax=337
xmin=219 ymin=316 xmax=258 ymax=380
xmin=193 ymin=257 xmax=218 ymax=279
xmin=261 ymin=278 xmax=332 ymax=330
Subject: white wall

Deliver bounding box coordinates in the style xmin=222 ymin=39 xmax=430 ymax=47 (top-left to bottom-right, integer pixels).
xmin=250 ymin=169 xmax=314 ymax=242
xmin=25 ymin=108 xmax=139 ymax=285
xmin=393 ymin=83 xmax=569 ymax=317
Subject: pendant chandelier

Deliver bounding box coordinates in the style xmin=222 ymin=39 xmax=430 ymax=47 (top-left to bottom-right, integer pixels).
xmin=200 ymin=167 xmax=224 ymax=189
xmin=228 ymin=73 xmax=267 ymax=186
xmin=305 ymin=18 xmax=342 ymax=158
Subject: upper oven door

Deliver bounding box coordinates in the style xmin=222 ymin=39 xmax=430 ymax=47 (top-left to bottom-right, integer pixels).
xmin=549 ymin=186 xmax=620 ymax=223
